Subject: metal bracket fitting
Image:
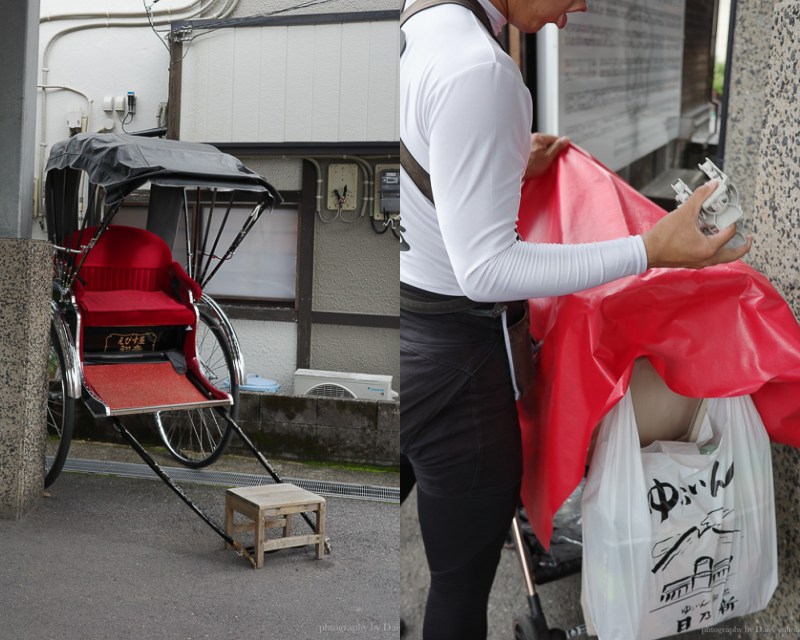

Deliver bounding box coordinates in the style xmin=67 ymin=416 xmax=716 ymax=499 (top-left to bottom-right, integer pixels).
xmin=671 ymin=158 xmax=747 ymax=249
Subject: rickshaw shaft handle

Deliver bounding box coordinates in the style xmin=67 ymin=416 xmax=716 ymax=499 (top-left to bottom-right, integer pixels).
xmin=108 ymin=415 xmax=258 ymax=568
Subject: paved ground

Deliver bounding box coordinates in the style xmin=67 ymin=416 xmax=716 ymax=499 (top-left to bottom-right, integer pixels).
xmin=1 ymin=442 xmax=399 ymax=640
xmin=401 ymin=487 xmax=761 ymax=640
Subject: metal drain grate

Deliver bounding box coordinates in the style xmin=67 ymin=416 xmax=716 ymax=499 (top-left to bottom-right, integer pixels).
xmin=57 ymin=457 xmax=399 ymax=503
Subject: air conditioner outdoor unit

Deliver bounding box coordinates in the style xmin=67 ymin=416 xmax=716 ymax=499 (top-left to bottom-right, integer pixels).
xmin=294 ymin=369 xmax=398 ymax=401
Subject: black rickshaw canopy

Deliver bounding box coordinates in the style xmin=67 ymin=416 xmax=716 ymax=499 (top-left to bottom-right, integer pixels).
xmin=46 ymin=132 xmax=281 ymax=206
xmin=45 ymin=132 xmax=282 ymax=290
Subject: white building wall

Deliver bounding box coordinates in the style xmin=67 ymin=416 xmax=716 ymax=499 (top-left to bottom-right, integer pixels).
xmin=179 ymin=20 xmax=399 ymax=143
xmin=235 ymin=0 xmax=398 ymax=15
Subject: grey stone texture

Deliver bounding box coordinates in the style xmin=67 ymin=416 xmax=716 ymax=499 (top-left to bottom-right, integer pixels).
xmin=750 ymin=1 xmax=800 ymax=313
xmin=729 ymin=0 xmax=800 ymax=630
xmin=0 ymin=238 xmax=52 ymax=519
xmin=724 ymin=0 xmax=777 ymax=230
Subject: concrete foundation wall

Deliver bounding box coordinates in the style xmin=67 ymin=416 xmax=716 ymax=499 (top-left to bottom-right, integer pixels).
xmin=72 ymin=393 xmax=399 ymax=468
xmin=236 ymin=394 xmax=399 ymax=467
xmin=0 ymin=239 xmax=52 ymax=519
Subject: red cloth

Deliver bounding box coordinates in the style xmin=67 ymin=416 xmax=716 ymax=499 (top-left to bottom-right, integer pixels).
xmin=517 ymin=145 xmax=800 ymax=548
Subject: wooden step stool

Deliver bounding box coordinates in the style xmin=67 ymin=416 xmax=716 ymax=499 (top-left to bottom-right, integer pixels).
xmin=225 ymin=483 xmax=326 ymax=569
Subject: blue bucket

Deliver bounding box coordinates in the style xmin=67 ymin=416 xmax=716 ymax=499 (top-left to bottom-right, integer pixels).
xmin=239 ymin=373 xmax=280 ymax=393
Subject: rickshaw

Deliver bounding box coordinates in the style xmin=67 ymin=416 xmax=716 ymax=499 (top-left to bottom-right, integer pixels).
xmin=43 ymin=131 xmax=324 ymax=566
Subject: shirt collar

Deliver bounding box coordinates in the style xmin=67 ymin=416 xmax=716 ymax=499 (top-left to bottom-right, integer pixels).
xmin=476 ymin=0 xmax=507 ymax=35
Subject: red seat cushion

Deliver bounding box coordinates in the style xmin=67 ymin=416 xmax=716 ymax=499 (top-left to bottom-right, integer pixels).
xmin=68 ymin=225 xmax=199 ymax=329
xmin=78 ymin=289 xmax=196 ymax=327
xmin=69 ymin=225 xmax=174 ymax=277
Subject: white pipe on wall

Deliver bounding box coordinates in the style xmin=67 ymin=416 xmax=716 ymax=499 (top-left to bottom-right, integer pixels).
xmin=36 ymin=0 xmax=240 ymax=218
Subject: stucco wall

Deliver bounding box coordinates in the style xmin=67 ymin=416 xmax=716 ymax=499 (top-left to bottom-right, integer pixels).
xmin=310 ymin=324 xmax=399 ymax=392
xmin=230 ymin=319 xmax=298 ymax=391
xmin=311 ymin=171 xmax=400 ymax=316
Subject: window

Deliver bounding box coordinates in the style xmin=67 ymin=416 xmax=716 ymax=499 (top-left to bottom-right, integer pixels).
xmin=115 ymin=191 xmax=297 ymax=303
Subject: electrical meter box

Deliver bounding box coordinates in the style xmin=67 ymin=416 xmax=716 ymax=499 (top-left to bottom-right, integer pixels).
xmin=326 ymin=163 xmax=359 ymax=211
xmin=373 ymin=164 xmax=400 ymax=220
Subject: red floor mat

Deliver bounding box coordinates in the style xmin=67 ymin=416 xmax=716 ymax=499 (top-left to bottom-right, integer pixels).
xmin=83 ymin=362 xmax=215 ymax=412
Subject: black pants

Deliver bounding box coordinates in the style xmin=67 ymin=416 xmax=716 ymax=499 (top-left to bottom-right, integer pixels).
xmin=401 ymin=305 xmax=523 ymax=640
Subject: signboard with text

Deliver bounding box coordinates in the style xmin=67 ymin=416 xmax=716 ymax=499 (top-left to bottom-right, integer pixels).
xmin=537 ymin=0 xmax=685 ymax=171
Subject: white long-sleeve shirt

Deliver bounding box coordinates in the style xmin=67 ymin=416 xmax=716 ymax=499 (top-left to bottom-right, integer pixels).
xmin=399 ymin=0 xmax=648 ymax=302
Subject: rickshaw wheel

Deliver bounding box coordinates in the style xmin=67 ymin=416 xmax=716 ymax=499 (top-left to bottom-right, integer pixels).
xmin=45 ymin=323 xmax=76 ymax=488
xmin=154 ymin=310 xmax=237 ymax=468
xmin=513 ymin=614 xmax=551 ymax=640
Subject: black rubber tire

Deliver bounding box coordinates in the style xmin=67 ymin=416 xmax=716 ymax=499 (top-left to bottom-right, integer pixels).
xmin=513 ymin=615 xmax=540 ymax=640
xmin=44 ymin=322 xmax=76 ymax=488
xmin=154 ymin=309 xmax=238 ymax=468
xmin=513 ymin=614 xmax=566 ymax=640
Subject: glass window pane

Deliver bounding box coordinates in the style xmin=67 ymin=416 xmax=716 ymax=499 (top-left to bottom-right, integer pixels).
xmin=201 ymin=206 xmax=297 ymax=301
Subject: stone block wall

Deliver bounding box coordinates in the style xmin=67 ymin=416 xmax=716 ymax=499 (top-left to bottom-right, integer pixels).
xmin=73 ymin=393 xmax=399 ymax=468
xmin=232 ymin=393 xmax=399 ymax=467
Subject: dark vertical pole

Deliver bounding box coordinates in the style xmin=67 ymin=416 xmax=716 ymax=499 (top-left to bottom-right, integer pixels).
xmin=167 ymin=36 xmax=183 ymax=141
xmin=296 ymin=160 xmax=316 ymax=369
xmin=0 ymin=0 xmax=39 ymax=238
xmin=527 ymin=33 xmax=538 ymax=133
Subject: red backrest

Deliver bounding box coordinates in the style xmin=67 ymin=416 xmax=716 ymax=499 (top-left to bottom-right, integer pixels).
xmin=69 ymin=225 xmax=174 ymax=292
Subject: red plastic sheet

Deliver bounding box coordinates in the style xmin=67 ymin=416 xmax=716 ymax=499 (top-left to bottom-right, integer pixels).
xmin=517 ymin=145 xmax=800 ymax=548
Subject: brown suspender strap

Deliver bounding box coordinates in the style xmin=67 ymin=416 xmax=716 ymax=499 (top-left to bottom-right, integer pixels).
xmin=400 ymin=138 xmax=435 ymax=205
xmin=399 ymin=0 xmax=497 ymax=41
xmin=400 ymin=0 xmax=498 ymax=206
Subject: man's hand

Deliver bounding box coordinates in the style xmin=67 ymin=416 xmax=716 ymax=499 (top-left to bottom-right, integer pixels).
xmin=523 ymin=133 xmax=570 ymax=181
xmin=641 ymin=180 xmax=753 ymax=269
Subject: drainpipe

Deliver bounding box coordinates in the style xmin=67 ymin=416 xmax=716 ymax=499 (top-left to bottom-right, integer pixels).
xmin=36 ymin=0 xmax=240 ymax=220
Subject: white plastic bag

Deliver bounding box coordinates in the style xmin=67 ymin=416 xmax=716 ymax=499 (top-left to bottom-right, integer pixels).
xmin=581 ymin=392 xmax=777 ymax=640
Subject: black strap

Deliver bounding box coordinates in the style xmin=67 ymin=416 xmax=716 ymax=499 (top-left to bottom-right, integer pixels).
xmin=400 ymin=0 xmax=498 ymax=206
xmin=400 ymin=282 xmax=499 ymax=315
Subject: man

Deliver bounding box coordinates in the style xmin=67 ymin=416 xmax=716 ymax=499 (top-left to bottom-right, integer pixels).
xmin=399 ymin=1 xmax=751 ymax=638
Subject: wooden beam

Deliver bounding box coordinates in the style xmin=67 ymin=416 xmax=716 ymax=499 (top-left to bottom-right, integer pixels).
xmin=167 ymin=38 xmax=183 ymax=140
